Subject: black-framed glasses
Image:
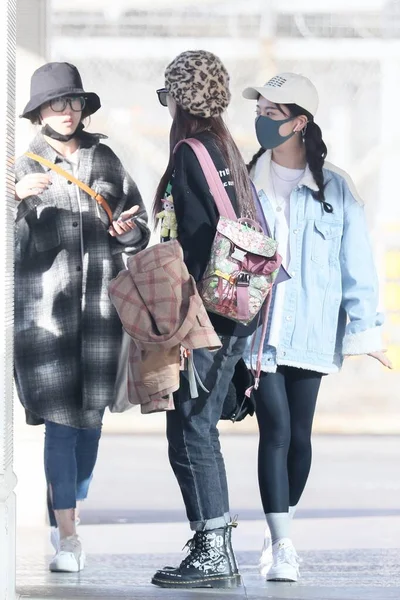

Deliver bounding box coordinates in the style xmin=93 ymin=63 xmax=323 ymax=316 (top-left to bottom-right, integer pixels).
xmin=156 ymin=88 xmax=168 ymax=107
xmin=49 ymin=96 xmax=86 ymax=113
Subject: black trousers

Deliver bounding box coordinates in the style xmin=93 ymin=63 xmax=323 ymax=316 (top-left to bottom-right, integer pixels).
xmin=255 ymin=366 xmax=322 ymax=514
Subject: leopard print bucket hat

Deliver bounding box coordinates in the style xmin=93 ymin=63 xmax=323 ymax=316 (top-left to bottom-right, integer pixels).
xmin=164 ymin=50 xmax=231 ymax=118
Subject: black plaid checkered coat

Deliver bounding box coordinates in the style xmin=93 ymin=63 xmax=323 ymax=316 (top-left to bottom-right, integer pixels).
xmin=14 ymin=132 xmax=150 ymax=428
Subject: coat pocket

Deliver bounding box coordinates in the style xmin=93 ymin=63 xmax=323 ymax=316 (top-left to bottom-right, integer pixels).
xmin=311 ymin=219 xmax=342 ymax=266
xmin=93 ymin=181 xmax=122 ymax=201
xmin=31 ymin=207 xmax=61 ymax=253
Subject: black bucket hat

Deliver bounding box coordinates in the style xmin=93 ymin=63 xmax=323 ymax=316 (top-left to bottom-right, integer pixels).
xmin=20 ymin=62 xmax=101 ymax=119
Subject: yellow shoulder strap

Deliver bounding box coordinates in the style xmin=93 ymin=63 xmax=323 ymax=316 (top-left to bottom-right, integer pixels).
xmin=24 ymin=151 xmax=113 ymax=223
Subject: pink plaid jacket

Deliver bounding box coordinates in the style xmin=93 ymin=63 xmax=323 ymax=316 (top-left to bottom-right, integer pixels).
xmin=109 ymin=240 xmax=221 ymax=413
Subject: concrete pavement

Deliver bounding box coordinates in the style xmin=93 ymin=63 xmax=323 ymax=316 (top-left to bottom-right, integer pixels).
xmin=15 ymin=538 xmax=400 ymax=599
xmin=15 ymin=434 xmax=400 ymax=599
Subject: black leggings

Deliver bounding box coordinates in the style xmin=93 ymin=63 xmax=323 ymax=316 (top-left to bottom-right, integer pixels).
xmin=255 ymin=366 xmax=322 ymax=514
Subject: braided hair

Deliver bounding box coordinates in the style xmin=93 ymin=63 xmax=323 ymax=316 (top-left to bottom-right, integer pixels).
xmin=247 ymin=102 xmax=332 ymax=213
xmin=292 ymin=105 xmax=332 ymax=213
xmin=247 ymin=147 xmax=266 ymax=174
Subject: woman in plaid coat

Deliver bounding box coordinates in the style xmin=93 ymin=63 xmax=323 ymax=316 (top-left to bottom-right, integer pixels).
xmin=15 ymin=62 xmax=150 ymax=572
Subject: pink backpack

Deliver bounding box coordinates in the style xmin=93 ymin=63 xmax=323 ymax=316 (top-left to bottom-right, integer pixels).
xmin=174 ymin=138 xmax=283 ymax=392
xmin=175 ymin=138 xmax=281 ymax=324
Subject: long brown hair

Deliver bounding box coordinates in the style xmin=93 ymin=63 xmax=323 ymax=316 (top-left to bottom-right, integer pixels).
xmin=153 ymin=104 xmax=256 ymax=222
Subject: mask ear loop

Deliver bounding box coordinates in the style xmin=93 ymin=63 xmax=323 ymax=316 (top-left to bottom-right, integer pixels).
xmin=301 ymin=122 xmax=308 ymax=139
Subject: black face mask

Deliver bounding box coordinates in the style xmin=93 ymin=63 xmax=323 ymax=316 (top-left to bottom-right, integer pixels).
xmin=41 ymin=122 xmax=85 ymax=142
xmin=255 ymin=115 xmax=296 ymax=150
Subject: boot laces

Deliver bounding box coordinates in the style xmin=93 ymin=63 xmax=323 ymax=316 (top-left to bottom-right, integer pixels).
xmin=182 ymin=534 xmax=196 ymax=553
xmin=181 ymin=534 xmax=203 ymax=567
xmin=180 ymin=531 xmax=222 ymax=568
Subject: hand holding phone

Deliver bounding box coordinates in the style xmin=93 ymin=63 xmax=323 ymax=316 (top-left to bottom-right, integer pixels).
xmin=108 ymin=205 xmax=139 ymax=237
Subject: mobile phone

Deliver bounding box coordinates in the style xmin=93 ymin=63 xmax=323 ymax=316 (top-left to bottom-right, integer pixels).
xmin=118 ymin=215 xmax=136 ymax=224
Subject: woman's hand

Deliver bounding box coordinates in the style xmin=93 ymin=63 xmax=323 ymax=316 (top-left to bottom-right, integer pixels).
xmin=108 ymin=205 xmax=139 ymax=237
xmin=368 ymin=351 xmax=393 ymax=369
xmin=15 ymin=173 xmax=52 ymax=201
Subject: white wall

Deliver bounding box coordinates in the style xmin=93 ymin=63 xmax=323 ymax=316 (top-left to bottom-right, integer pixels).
xmin=0 ymin=1 xmax=17 ymax=598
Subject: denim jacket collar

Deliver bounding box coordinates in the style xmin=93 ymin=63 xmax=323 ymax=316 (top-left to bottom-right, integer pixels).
xmin=252 ymin=149 xmax=319 ymax=196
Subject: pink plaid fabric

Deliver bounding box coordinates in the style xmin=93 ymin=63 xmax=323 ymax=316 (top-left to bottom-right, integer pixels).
xmin=109 ymin=241 xmax=221 ymax=413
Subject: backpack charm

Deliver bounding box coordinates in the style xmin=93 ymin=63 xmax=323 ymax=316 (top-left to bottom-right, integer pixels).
xmin=156 ymin=195 xmax=177 ymax=242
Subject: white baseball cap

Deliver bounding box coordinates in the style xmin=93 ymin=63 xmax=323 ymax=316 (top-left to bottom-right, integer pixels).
xmin=243 ymin=72 xmax=319 ymax=116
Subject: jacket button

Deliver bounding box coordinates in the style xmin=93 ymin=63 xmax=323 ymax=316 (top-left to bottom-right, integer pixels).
xmin=67 ymin=180 xmax=73 ymax=185
xmin=76 ymin=265 xmax=82 ymax=272
xmin=293 ymin=229 xmax=298 ymax=234
xmin=73 ymin=221 xmax=78 ymax=227
xmin=286 ymin=315 xmax=292 ymax=321
xmin=291 ymin=271 xmax=296 ymax=277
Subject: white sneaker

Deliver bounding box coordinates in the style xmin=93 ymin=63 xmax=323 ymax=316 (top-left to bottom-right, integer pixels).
xmin=50 ymin=518 xmax=80 ymax=553
xmin=258 ymin=529 xmax=273 ymax=577
xmin=49 ymin=534 xmax=85 ymax=573
xmin=266 ymin=538 xmax=300 ymax=582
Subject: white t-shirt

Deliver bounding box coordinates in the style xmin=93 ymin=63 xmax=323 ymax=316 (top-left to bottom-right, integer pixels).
xmin=269 ymin=160 xmax=304 ymax=267
xmin=268 ymin=161 xmax=305 ymax=349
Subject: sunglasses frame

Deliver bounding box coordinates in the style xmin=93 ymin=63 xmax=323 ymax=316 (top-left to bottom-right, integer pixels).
xmin=156 ymin=88 xmax=168 ymax=108
xmin=49 ymin=96 xmax=86 ymax=113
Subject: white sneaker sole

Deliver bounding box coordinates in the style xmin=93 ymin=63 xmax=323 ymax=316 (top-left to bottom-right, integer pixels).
xmin=49 ymin=551 xmax=86 ymax=573
xmin=267 ymin=565 xmax=299 ymax=582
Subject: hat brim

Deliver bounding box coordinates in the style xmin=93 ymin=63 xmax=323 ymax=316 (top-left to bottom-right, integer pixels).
xmin=243 ymin=85 xmax=318 ymax=115
xmin=242 ymin=86 xmax=264 ymax=100
xmin=20 ymin=88 xmax=101 ymax=119
xmin=243 ymin=85 xmax=296 ymax=105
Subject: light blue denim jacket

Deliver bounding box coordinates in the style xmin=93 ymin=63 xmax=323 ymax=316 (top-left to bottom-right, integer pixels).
xmin=246 ymin=150 xmax=384 ymax=374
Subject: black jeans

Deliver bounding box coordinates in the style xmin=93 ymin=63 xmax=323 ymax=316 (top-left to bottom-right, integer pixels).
xmin=166 ymin=335 xmax=247 ymax=531
xmin=255 ymin=366 xmax=322 ymax=514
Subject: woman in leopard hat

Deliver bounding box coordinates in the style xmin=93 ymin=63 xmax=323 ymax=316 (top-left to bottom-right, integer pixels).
xmin=151 ymin=50 xmax=257 ymax=590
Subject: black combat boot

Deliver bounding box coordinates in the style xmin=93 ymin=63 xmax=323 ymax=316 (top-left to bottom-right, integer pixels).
xmin=224 ymin=518 xmax=241 ymax=585
xmin=151 ymin=526 xmax=239 ymax=588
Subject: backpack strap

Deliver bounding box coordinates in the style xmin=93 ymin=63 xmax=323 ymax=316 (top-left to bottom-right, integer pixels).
xmin=251 ymin=181 xmax=272 ymax=237
xmin=24 ymin=151 xmax=114 ymax=223
xmin=174 ymin=138 xmax=237 ymax=221
xmin=245 ymin=290 xmax=273 ymax=398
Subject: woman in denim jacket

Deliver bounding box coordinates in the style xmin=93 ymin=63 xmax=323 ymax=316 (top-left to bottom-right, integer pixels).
xmin=242 ymin=73 xmax=392 ymax=582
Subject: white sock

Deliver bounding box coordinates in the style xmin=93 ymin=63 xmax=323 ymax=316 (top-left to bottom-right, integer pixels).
xmin=265 ymin=513 xmax=290 ymax=544
xmin=289 ymin=505 xmax=298 ymax=520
